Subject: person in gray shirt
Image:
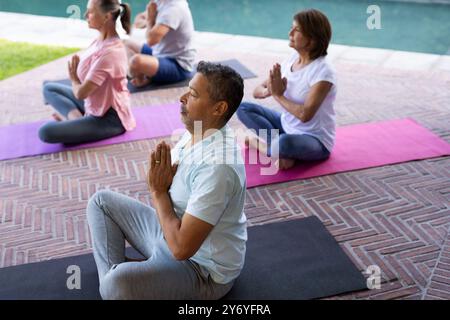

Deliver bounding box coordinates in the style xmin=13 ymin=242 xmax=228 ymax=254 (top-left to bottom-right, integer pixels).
xmin=124 ymin=0 xmax=196 ymax=87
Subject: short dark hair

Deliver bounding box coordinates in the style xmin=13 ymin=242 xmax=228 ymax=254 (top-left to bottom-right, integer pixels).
xmin=196 ymin=61 xmax=244 ymax=123
xmin=294 ymin=9 xmax=332 ymax=60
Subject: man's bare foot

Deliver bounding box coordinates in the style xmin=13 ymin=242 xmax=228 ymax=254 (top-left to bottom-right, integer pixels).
xmin=245 ymin=135 xmax=268 ymax=155
xmin=276 ymin=158 xmax=296 ymax=170
xmin=131 ymin=75 xmax=151 ymax=88
xmin=52 ymin=112 xmax=64 ymax=122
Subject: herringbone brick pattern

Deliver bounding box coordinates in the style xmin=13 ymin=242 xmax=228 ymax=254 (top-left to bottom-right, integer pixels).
xmin=1 ymin=47 xmax=449 ymax=300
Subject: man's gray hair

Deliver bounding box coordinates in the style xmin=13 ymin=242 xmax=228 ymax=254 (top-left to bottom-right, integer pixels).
xmin=196 ymin=61 xmax=244 ymax=123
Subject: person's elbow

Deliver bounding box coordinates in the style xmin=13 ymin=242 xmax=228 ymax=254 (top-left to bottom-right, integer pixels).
xmin=173 ymin=251 xmax=191 ymax=261
xmin=172 ymin=246 xmax=196 ymax=261
xmin=146 ymin=32 xmax=163 ymax=47
xmin=73 ymin=91 xmax=87 ymax=100
xmin=298 ymin=106 xmax=316 ymax=123
xmin=146 ymin=38 xmax=159 ymax=47
xmin=299 ymin=114 xmax=313 ymax=123
xmin=74 ymin=91 xmax=88 ymax=100
xmin=173 ymin=251 xmax=190 ymax=261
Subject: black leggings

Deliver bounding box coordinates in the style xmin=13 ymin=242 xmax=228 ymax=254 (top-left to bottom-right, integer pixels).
xmin=39 ymin=82 xmax=125 ymax=144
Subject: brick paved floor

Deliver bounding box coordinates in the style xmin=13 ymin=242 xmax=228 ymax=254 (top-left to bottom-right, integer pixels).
xmin=1 ymin=47 xmax=449 ymax=300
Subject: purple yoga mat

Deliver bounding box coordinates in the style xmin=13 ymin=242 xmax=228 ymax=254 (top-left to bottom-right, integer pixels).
xmin=0 ymin=103 xmax=186 ymax=161
xmin=244 ymin=118 xmax=450 ymax=188
xmin=1 ymin=112 xmax=449 ymax=189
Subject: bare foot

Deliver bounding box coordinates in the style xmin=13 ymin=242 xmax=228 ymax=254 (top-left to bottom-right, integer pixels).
xmin=52 ymin=112 xmax=64 ymax=122
xmin=276 ymin=158 xmax=296 ymax=170
xmin=245 ymin=135 xmax=267 ymax=155
xmin=131 ymin=75 xmax=151 ymax=88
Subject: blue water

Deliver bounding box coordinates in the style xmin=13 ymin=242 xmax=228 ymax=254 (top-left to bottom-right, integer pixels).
xmin=1 ymin=0 xmax=449 ymax=54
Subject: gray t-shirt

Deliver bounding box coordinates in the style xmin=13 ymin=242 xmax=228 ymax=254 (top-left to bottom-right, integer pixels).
xmin=153 ymin=0 xmax=196 ymax=71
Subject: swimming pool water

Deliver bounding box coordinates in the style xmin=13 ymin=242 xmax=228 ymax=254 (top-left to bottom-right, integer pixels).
xmin=1 ymin=0 xmax=449 ymax=55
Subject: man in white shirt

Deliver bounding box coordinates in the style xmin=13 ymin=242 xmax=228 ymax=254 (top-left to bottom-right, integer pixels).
xmin=87 ymin=61 xmax=247 ymax=300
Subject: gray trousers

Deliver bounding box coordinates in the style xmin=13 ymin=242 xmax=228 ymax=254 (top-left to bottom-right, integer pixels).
xmin=86 ymin=190 xmax=233 ymax=300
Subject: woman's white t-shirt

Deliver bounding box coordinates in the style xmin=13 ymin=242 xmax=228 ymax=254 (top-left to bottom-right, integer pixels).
xmin=280 ymin=52 xmax=337 ymax=152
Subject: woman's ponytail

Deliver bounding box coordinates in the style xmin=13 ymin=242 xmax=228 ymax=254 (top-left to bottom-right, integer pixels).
xmin=99 ymin=0 xmax=132 ymax=35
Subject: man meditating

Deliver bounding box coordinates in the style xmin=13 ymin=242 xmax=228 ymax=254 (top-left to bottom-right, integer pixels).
xmin=87 ymin=61 xmax=247 ymax=300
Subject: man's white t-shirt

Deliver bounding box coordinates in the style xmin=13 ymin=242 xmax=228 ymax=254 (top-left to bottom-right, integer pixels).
xmin=280 ymin=52 xmax=337 ymax=152
xmin=169 ymin=126 xmax=247 ymax=284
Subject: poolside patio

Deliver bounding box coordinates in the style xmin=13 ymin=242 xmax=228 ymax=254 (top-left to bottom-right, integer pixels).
xmin=0 ymin=12 xmax=449 ymax=300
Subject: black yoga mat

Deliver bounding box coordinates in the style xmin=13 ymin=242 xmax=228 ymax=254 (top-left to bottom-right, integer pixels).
xmin=223 ymin=216 xmax=367 ymax=299
xmin=43 ymin=59 xmax=257 ymax=97
xmin=0 ymin=216 xmax=367 ymax=300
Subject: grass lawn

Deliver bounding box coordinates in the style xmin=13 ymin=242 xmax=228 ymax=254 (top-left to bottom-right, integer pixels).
xmin=0 ymin=39 xmax=79 ymax=81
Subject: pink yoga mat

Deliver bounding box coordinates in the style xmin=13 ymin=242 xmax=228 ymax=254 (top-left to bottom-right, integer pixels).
xmin=245 ymin=118 xmax=450 ymax=188
xmin=1 ymin=109 xmax=449 ymax=189
xmin=0 ymin=103 xmax=185 ymax=161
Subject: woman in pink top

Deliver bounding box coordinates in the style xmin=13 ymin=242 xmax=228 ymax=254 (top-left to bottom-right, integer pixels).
xmin=39 ymin=0 xmax=136 ymax=144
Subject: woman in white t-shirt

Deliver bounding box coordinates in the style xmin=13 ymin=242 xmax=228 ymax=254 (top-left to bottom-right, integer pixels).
xmin=237 ymin=9 xmax=337 ymax=170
